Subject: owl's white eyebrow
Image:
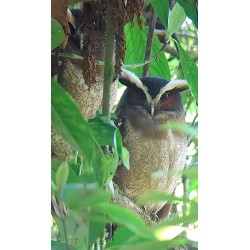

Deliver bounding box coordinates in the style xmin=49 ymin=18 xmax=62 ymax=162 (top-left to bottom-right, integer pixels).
xmin=120 ymin=68 xmax=152 ymax=102
xmin=154 ymin=80 xmax=188 ymax=104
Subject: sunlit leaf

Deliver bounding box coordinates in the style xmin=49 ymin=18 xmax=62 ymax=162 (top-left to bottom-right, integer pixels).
xmin=151 ymin=0 xmax=169 ymax=29
xmin=107 ymin=229 xmax=188 ymax=250
xmin=56 ymin=162 xmax=69 ymax=191
xmin=167 ymin=2 xmax=187 ymax=38
xmin=51 ymin=18 xmax=64 ymax=50
xmin=177 ymin=43 xmax=198 ymax=101
xmin=121 ymin=147 xmax=130 ymax=169
xmin=116 ymin=130 xmax=130 ymax=170
xmin=154 ymin=225 xmax=186 ymax=241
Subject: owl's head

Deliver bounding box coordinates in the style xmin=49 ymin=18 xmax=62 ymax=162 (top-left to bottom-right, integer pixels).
xmin=118 ymin=69 xmax=189 ymax=118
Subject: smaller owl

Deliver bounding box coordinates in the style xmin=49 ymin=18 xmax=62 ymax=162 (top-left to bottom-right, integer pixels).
xmin=51 ymin=8 xmax=118 ymax=160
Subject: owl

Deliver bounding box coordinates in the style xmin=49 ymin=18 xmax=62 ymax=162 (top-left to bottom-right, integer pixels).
xmin=114 ymin=69 xmax=188 ymax=218
xmin=51 ymin=8 xmax=118 ymax=159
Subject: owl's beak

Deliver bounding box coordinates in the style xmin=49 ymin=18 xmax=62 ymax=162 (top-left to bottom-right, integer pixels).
xmin=151 ymin=101 xmax=155 ymax=116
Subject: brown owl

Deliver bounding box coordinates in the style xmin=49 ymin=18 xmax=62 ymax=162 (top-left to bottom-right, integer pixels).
xmin=51 ymin=7 xmax=118 ymax=159
xmin=114 ymin=69 xmax=188 ymax=219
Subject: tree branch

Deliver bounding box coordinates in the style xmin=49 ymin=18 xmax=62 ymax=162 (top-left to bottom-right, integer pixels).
xmin=142 ymin=6 xmax=157 ymax=76
xmin=123 ymin=43 xmax=167 ymax=69
xmin=154 ymin=29 xmax=197 ymax=40
xmin=102 ymin=0 xmax=115 ymax=117
xmin=52 ymin=41 xmax=171 ymax=71
xmin=112 ymin=192 xmax=156 ymax=226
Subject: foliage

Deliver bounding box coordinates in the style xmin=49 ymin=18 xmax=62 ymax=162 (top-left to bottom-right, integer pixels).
xmin=51 ymin=0 xmax=198 ymax=249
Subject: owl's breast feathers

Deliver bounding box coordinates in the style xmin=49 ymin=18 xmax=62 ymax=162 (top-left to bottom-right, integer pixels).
xmin=114 ymin=107 xmax=187 ymax=213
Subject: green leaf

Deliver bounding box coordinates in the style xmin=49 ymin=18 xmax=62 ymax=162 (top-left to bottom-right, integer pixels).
xmin=67 ymin=166 xmax=80 ymax=183
xmin=94 ymin=202 xmax=154 ymax=239
xmin=137 ymin=192 xmax=183 ymax=206
xmin=102 ymin=150 xmax=119 ymax=185
xmin=67 ymin=154 xmax=82 ymax=176
xmin=178 ymin=0 xmax=198 ymax=28
xmin=151 ymin=0 xmax=169 ymax=29
xmin=120 ymin=147 xmax=130 ymax=170
xmin=54 ymin=215 xmax=88 ymax=248
xmin=106 ymin=225 xmax=188 ymax=250
xmin=61 ymin=183 xmax=111 ymax=210
xmin=88 ymin=219 xmax=105 ymax=249
xmin=51 ymin=18 xmax=64 ymax=50
xmin=51 ymin=240 xmax=77 ymax=250
xmin=116 ymin=130 xmax=130 ymax=170
xmin=56 ymin=162 xmax=69 ymax=191
xmin=154 ymin=225 xmax=186 ymax=241
xmin=88 ymin=116 xmax=117 ymax=146
xmin=158 ymin=121 xmax=198 ymax=137
xmin=51 ymin=179 xmax=57 ymax=195
xmin=176 ymin=43 xmax=198 ymax=101
xmin=51 ymin=158 xmax=63 ymax=183
xmin=167 ymin=2 xmax=187 ymax=38
xmin=106 ymin=227 xmax=134 ymax=248
xmin=124 ymin=17 xmax=171 ymax=80
xmin=182 ymin=166 xmax=198 ymax=179
xmin=51 ymin=157 xmax=63 ymax=171
xmin=51 ymin=78 xmax=105 ymax=184
xmin=107 ymin=241 xmax=166 ymax=250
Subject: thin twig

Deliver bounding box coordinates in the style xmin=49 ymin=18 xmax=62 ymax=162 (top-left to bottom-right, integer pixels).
xmin=124 ymin=43 xmax=167 ymax=69
xmin=188 ymin=113 xmax=198 ymax=146
xmin=51 ymin=52 xmax=105 ymax=65
xmin=142 ymin=6 xmax=157 ymax=76
xmin=191 ymin=113 xmax=198 ymax=127
xmin=164 ymin=45 xmax=179 ymax=58
xmin=182 ymin=176 xmax=188 ymax=217
xmin=102 ymin=0 xmax=115 ymax=117
xmin=175 ymin=32 xmax=198 ymax=39
xmin=51 ymin=42 xmax=167 ymax=70
xmin=62 ymin=219 xmax=70 ymax=250
xmin=154 ymin=29 xmax=197 ymax=40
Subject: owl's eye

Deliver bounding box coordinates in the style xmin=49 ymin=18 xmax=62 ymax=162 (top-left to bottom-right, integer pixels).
xmin=138 ymin=91 xmax=147 ymax=100
xmin=161 ymin=92 xmax=171 ymax=101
